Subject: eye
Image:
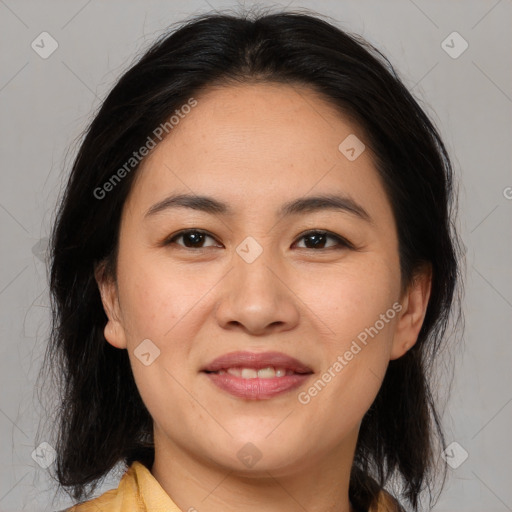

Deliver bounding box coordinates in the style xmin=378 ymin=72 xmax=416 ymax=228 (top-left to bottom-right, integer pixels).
xmin=293 ymin=230 xmax=354 ymax=250
xmin=164 ymin=229 xmax=221 ymax=249
xmin=163 ymin=229 xmax=354 ymax=251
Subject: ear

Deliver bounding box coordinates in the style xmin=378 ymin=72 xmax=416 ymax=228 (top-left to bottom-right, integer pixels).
xmin=390 ymin=264 xmax=432 ymax=360
xmin=94 ymin=261 xmax=127 ymax=349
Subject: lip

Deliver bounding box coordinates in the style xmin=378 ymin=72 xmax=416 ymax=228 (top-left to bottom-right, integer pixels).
xmin=201 ymin=351 xmax=313 ymax=373
xmin=201 ymin=351 xmax=314 ymax=400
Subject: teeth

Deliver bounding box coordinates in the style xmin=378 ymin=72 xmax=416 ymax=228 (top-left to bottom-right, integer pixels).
xmin=257 ymin=367 xmax=276 ymax=379
xmin=222 ymin=367 xmax=290 ymax=378
xmin=241 ymin=368 xmax=258 ymax=379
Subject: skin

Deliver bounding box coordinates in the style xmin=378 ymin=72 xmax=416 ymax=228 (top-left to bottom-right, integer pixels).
xmin=96 ymin=82 xmax=431 ymax=512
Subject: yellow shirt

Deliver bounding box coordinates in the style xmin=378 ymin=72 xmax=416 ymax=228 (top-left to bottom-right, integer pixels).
xmin=66 ymin=461 xmax=401 ymax=512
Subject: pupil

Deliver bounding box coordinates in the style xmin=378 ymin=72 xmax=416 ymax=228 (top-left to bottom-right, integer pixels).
xmin=185 ymin=232 xmax=203 ymax=247
xmin=305 ymin=233 xmax=325 ymax=249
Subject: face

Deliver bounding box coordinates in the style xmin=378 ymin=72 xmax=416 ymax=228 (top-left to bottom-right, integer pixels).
xmin=97 ymin=82 xmax=430 ymax=477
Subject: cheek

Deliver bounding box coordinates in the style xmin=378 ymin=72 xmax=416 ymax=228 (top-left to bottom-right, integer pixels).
xmin=297 ymin=321 xmax=396 ymax=445
xmin=302 ymin=256 xmax=400 ymax=341
xmin=117 ymin=251 xmax=205 ymax=341
xmin=119 ymin=270 xmax=196 ymax=434
xmin=295 ymin=261 xmax=399 ymax=423
xmin=115 ymin=253 xmax=212 ymax=414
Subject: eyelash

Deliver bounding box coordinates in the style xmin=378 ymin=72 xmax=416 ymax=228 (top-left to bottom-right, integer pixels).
xmin=163 ymin=229 xmax=354 ymax=251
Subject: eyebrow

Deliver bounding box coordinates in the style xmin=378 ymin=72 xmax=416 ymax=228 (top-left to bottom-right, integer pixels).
xmin=144 ymin=193 xmax=371 ymax=222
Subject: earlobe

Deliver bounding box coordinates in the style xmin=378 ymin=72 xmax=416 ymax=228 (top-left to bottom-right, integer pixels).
xmin=390 ymin=265 xmax=432 ymax=360
xmin=94 ymin=262 xmax=127 ymax=350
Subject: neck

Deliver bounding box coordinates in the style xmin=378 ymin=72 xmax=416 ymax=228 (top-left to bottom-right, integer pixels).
xmin=151 ymin=424 xmax=359 ymax=512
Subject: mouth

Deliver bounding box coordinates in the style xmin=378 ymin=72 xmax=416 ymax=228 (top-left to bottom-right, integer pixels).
xmin=201 ymin=350 xmax=313 ymax=373
xmin=201 ymin=351 xmax=314 ymax=400
xmin=204 ymin=366 xmax=306 ymax=378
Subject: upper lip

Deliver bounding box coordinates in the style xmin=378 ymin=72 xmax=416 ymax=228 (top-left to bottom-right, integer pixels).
xmin=201 ymin=351 xmax=313 ymax=374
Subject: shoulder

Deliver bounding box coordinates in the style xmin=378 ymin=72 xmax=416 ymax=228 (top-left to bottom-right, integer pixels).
xmin=61 ymin=487 xmax=120 ymax=512
xmin=62 ymin=460 xmax=184 ymax=511
xmin=63 ymin=463 xmax=136 ymax=511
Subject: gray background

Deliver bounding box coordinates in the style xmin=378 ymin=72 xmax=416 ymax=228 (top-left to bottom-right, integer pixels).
xmin=1 ymin=0 xmax=511 ymax=511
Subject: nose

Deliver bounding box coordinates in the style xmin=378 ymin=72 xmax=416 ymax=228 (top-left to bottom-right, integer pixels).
xmin=214 ymin=244 xmax=300 ymax=336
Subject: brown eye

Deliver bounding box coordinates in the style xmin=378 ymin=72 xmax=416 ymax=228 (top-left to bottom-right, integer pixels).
xmin=294 ymin=230 xmax=353 ymax=250
xmin=165 ymin=230 xmax=221 ymax=249
xmin=163 ymin=229 xmax=353 ymax=251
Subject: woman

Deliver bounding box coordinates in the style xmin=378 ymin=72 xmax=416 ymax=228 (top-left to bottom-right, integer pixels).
xmin=43 ymin=8 xmax=462 ymax=512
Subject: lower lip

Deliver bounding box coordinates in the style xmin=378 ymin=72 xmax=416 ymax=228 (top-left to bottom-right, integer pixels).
xmin=202 ymin=371 xmax=312 ymax=400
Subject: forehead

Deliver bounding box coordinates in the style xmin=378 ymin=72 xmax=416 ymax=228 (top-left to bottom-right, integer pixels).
xmin=125 ymin=82 xmax=391 ymax=224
